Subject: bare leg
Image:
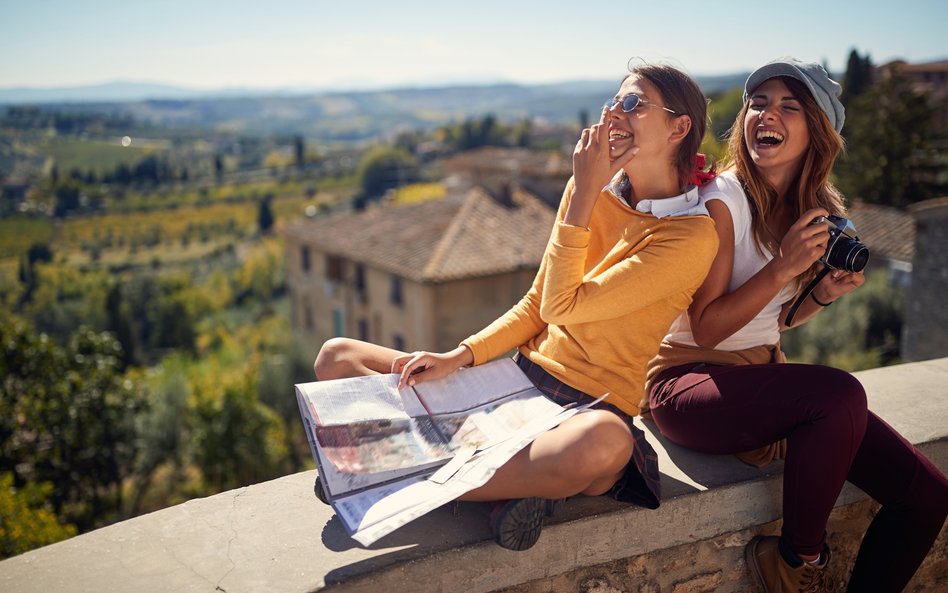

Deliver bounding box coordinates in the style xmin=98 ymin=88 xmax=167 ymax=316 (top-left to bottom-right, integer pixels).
xmin=314 ymin=337 xmax=406 ymax=379
xmin=315 ymin=339 xmax=635 ymax=502
xmin=460 ymin=409 xmax=634 ymax=501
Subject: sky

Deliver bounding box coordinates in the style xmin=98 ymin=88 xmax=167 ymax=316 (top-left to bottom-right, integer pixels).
xmin=1 ymin=0 xmax=946 ymax=91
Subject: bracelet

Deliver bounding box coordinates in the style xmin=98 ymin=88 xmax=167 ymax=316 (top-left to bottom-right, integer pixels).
xmin=811 ymin=293 xmax=834 ymax=307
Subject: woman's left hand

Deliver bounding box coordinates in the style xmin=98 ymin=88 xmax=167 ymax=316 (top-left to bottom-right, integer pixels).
xmin=813 ymin=269 xmax=866 ymax=304
xmin=391 ymin=346 xmax=473 ymax=389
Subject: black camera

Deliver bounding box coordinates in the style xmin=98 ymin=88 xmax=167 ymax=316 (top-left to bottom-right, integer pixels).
xmin=811 ymin=214 xmax=869 ymax=273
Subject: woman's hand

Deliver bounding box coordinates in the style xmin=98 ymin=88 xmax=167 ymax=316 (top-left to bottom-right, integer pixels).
xmin=771 ymin=208 xmax=831 ymax=283
xmin=813 ymin=268 xmax=866 ymax=304
xmin=391 ymin=346 xmax=474 ymax=389
xmin=567 ymin=108 xmax=639 ymax=227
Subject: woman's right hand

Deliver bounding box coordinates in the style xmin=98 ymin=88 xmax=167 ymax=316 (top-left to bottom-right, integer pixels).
xmin=771 ymin=208 xmax=831 ymax=283
xmin=567 ymin=108 xmax=639 ymax=227
xmin=391 ymin=346 xmax=474 ymax=389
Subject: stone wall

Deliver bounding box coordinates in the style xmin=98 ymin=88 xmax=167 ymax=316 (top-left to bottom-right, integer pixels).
xmin=494 ymin=500 xmax=948 ymax=593
xmin=902 ymin=197 xmax=948 ymax=361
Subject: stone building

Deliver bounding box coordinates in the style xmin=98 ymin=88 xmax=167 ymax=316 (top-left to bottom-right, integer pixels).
xmin=846 ymin=200 xmax=916 ymax=286
xmin=439 ymin=147 xmax=572 ymax=208
xmin=902 ymin=197 xmax=948 ymax=361
xmin=283 ymin=186 xmax=555 ymax=356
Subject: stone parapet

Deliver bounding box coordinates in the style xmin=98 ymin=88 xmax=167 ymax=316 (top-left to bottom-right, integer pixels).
xmin=2 ymin=358 xmax=946 ymax=593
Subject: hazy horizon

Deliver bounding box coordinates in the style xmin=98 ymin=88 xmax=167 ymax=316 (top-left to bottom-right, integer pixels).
xmin=2 ymin=0 xmax=946 ymax=93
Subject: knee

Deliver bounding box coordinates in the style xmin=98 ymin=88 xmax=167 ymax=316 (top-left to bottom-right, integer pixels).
xmin=313 ymin=337 xmax=358 ymax=380
xmin=571 ymin=413 xmax=634 ymax=480
xmin=814 ymin=367 xmax=868 ymax=418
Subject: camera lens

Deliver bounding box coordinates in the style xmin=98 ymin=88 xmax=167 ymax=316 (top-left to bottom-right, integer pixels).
xmin=847 ymin=245 xmax=869 ymax=273
xmin=826 ymin=237 xmax=869 ymax=272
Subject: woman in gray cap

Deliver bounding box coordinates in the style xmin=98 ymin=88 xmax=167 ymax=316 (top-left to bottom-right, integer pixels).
xmin=645 ymin=57 xmax=948 ymax=592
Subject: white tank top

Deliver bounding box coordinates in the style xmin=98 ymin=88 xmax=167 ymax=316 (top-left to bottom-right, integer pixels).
xmin=664 ymin=171 xmax=797 ymax=350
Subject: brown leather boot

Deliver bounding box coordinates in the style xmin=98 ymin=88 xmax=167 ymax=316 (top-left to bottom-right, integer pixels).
xmin=745 ymin=535 xmax=835 ymax=592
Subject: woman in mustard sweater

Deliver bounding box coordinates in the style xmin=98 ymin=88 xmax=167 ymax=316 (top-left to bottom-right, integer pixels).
xmin=314 ymin=63 xmax=718 ymax=550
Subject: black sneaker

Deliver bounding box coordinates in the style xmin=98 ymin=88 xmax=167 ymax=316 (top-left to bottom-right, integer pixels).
xmin=489 ymin=497 xmax=552 ymax=551
xmin=314 ymin=476 xmax=330 ymax=505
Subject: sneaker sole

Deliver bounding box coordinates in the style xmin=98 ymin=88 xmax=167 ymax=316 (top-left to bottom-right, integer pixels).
xmin=492 ymin=497 xmax=546 ymax=551
xmin=314 ymin=476 xmax=330 ymax=505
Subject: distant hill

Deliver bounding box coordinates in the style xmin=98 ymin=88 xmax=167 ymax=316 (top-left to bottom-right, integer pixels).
xmin=0 ymin=74 xmax=749 ymax=141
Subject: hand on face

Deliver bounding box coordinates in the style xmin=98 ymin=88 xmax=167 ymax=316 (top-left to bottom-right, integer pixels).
xmin=772 ymin=208 xmax=832 ymax=282
xmin=572 ymin=106 xmax=639 ymax=199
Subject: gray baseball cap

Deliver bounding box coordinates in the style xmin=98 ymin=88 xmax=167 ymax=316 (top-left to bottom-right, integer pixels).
xmin=743 ymin=56 xmax=845 ymax=133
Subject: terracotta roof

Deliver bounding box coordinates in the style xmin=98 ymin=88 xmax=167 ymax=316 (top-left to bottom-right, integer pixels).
xmin=284 ymin=187 xmax=556 ymax=283
xmin=847 ymin=201 xmax=915 ymax=264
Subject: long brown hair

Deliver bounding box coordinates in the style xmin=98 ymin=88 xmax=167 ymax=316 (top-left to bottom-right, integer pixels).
xmin=726 ymin=76 xmax=846 ymax=285
xmin=627 ymin=63 xmax=710 ymax=191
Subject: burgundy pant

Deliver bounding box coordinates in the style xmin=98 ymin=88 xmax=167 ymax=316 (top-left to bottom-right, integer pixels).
xmin=649 ymin=362 xmax=948 ymax=593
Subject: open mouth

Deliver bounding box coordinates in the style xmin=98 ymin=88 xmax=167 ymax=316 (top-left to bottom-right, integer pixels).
xmin=756 ymin=129 xmax=785 ymax=146
xmin=609 ymin=129 xmax=632 ymax=142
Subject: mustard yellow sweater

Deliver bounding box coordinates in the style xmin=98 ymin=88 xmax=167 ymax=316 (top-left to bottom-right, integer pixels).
xmin=461 ymin=178 xmax=718 ymax=417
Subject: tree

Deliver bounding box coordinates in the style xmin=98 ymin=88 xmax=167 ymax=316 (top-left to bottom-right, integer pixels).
xmin=191 ymin=378 xmax=287 ymax=492
xmin=53 ymin=180 xmax=81 ymax=217
xmin=0 ymin=473 xmax=76 ymax=559
xmin=834 ymin=69 xmax=936 ymax=206
xmin=841 ymin=49 xmax=873 ymax=107
xmin=294 ymin=135 xmax=305 ymax=170
xmin=0 ymin=316 xmax=146 ymax=530
xmin=356 ymin=146 xmax=417 ymax=200
xmin=258 ymin=193 xmax=275 ymax=234
xmin=105 ymin=283 xmax=138 ymax=369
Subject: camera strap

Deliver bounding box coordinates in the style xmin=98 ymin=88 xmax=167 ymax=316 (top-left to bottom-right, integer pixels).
xmin=784 ymin=265 xmax=832 ymax=327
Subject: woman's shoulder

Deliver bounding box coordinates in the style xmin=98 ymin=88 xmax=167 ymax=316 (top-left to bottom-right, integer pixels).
xmin=699 ymin=171 xmax=750 ymax=219
xmin=698 ymin=170 xmax=745 ymax=202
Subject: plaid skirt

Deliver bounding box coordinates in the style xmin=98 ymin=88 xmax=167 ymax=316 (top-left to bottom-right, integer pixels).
xmin=515 ymin=354 xmax=661 ymax=509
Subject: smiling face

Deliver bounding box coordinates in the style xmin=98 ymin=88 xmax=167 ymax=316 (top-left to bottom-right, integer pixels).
xmin=743 ymin=77 xmax=811 ymax=181
xmin=607 ymin=74 xmax=678 ymax=172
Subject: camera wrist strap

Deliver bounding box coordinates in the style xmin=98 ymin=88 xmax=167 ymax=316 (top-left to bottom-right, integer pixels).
xmin=784 ymin=266 xmax=832 ymax=327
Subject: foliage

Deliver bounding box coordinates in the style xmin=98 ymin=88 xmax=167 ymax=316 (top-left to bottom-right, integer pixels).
xmin=191 ymin=375 xmax=287 ymax=492
xmin=781 ymin=269 xmax=904 ymax=371
xmin=356 ymin=146 xmax=418 ymax=200
xmin=841 ymin=49 xmax=874 ymax=106
xmin=0 ymin=473 xmax=76 ymax=559
xmin=0 ymin=218 xmax=53 ymax=260
xmin=0 ymin=315 xmax=146 ymax=530
xmin=707 ymin=86 xmax=745 ymax=143
xmin=390 ymin=182 xmax=446 ymax=205
xmin=835 ymin=69 xmax=937 ymax=206
xmin=258 ymin=193 xmax=275 ymax=234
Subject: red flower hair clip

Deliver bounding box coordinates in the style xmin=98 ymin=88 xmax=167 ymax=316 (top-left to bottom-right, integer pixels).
xmin=689 ymin=153 xmax=717 ymax=187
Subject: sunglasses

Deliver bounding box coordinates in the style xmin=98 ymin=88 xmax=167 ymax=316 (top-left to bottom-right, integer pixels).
xmin=605 ymin=93 xmax=677 ymax=115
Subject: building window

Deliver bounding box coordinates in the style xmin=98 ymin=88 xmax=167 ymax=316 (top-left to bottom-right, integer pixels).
xmin=390 ymin=274 xmax=403 ymax=307
xmin=333 ymin=309 xmax=344 ymax=337
xmin=304 ymin=303 xmax=313 ymax=331
xmin=354 ymin=264 xmax=367 ymax=303
xmin=392 ymin=333 xmax=406 ymax=352
xmin=326 ymin=255 xmax=346 ymax=283
xmin=357 ymin=318 xmax=369 ymax=342
xmin=300 ymin=246 xmax=310 ymax=273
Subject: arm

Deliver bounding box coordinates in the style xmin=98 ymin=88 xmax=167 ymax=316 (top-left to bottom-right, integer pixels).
xmin=539 ymin=107 xmax=716 ymax=324
xmin=539 ymin=221 xmax=717 ymax=325
xmin=688 ymin=201 xmax=831 ymax=348
xmin=778 ymin=268 xmax=866 ymax=330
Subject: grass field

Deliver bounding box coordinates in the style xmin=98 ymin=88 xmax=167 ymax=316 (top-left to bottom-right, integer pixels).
xmin=0 ymin=218 xmax=54 ymax=259
xmin=43 ymin=137 xmax=155 ymax=175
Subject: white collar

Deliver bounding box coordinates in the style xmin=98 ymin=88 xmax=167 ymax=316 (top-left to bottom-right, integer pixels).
xmin=607 ymin=174 xmax=706 ymax=218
